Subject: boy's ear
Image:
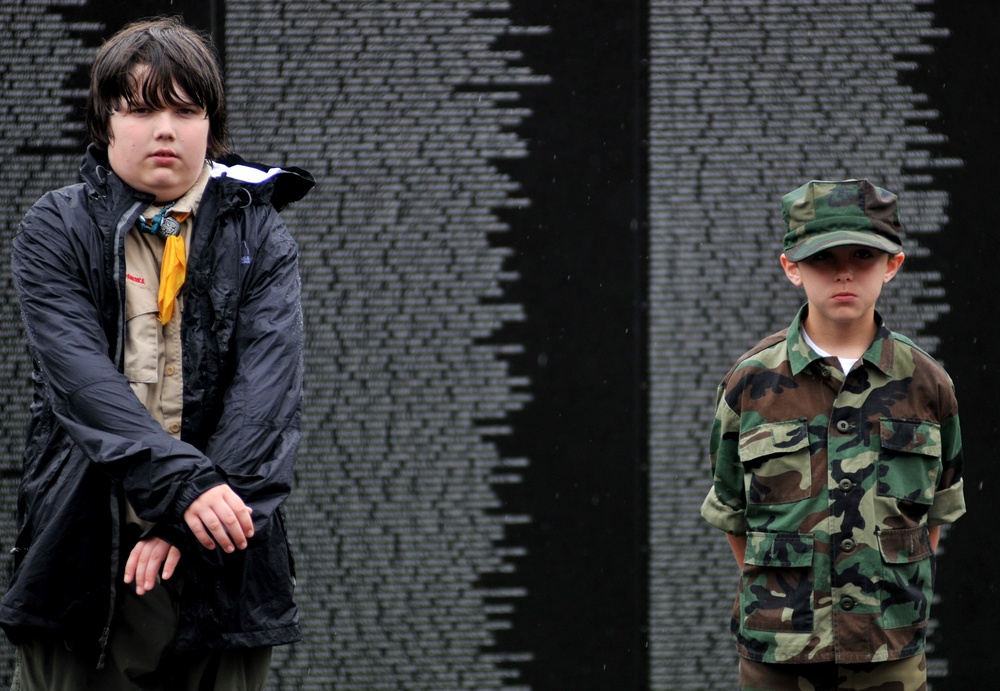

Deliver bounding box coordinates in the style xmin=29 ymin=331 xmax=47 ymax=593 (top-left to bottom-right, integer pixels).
xmin=883 ymin=252 xmax=905 ymax=284
xmin=780 ymin=254 xmax=802 ymax=287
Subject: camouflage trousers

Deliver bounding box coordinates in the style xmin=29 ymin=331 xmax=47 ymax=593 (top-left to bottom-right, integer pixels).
xmin=738 ymin=653 xmax=926 ymax=691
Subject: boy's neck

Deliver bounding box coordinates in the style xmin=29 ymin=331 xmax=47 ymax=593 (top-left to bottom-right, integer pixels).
xmin=801 ymin=309 xmax=878 ymax=359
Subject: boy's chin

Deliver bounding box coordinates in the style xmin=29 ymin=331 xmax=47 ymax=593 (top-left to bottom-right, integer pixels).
xmin=135 ymin=175 xmax=200 ymax=203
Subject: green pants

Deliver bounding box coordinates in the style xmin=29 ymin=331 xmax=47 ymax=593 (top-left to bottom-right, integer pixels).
xmin=738 ymin=654 xmax=927 ymax=691
xmin=11 ymin=577 xmax=272 ymax=691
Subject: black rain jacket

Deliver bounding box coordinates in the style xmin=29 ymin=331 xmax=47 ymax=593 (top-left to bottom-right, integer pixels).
xmin=0 ymin=145 xmax=315 ymax=658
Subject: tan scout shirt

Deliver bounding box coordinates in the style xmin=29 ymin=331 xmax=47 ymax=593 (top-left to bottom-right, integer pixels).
xmin=123 ymin=164 xmax=211 ymax=529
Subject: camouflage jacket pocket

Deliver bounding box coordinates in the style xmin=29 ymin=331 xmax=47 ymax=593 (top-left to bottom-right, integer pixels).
xmin=741 ymin=531 xmax=815 ymax=633
xmin=739 ymin=420 xmax=811 ymax=504
xmin=876 ymin=525 xmax=934 ymax=629
xmin=877 ymin=419 xmax=942 ymax=506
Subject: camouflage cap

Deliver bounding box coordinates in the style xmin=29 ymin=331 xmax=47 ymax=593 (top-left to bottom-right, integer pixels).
xmin=781 ymin=179 xmax=903 ymax=262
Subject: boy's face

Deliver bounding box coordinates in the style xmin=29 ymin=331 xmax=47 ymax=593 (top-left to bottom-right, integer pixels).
xmin=107 ymin=68 xmax=210 ymax=203
xmin=780 ymin=245 xmax=905 ymax=328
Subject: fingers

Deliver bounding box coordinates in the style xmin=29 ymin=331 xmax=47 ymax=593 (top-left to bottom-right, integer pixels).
xmin=124 ymin=542 xmax=141 ymax=585
xmin=122 ymin=485 xmax=254 ymax=599
xmin=228 ymin=491 xmax=255 ymax=544
xmin=161 ymin=545 xmax=181 ymax=581
xmin=124 ymin=538 xmax=181 ymax=596
xmin=183 ymin=484 xmax=255 ymax=552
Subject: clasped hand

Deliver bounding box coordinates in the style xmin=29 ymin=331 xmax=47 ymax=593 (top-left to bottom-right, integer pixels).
xmin=123 ymin=484 xmax=254 ymax=595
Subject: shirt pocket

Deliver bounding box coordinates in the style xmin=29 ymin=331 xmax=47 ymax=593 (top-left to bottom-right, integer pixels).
xmin=741 ymin=531 xmax=815 ymax=633
xmin=739 ymin=420 xmax=812 ymax=504
xmin=877 ymin=419 xmax=942 ymax=505
xmin=876 ymin=525 xmax=933 ymax=629
xmin=124 ymin=283 xmax=160 ymax=385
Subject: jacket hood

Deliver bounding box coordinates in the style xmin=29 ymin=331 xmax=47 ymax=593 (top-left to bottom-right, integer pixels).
xmin=213 ymin=153 xmax=315 ymax=211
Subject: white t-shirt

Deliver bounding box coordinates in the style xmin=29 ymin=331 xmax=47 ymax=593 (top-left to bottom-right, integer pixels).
xmin=801 ymin=329 xmax=858 ymax=374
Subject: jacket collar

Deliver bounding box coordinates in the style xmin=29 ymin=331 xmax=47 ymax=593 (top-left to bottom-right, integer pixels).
xmin=80 ymin=144 xmax=153 ymax=205
xmin=79 ymin=145 xmax=315 ymax=216
xmin=786 ymin=304 xmax=895 ymax=377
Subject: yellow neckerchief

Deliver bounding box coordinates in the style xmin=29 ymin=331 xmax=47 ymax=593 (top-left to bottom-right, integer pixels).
xmin=137 ymin=165 xmax=210 ymax=323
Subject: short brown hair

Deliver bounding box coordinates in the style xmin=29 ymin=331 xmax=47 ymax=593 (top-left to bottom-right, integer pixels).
xmin=86 ymin=17 xmax=229 ymax=158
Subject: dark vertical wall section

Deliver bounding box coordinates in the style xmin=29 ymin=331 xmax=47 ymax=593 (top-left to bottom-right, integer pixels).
xmin=0 ymin=1 xmax=993 ymax=690
xmin=490 ymin=1 xmax=648 ymax=688
xmin=904 ymin=5 xmax=1000 ymax=688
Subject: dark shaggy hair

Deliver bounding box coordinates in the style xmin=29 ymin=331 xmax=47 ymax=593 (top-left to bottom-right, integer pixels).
xmin=86 ymin=17 xmax=229 ymax=158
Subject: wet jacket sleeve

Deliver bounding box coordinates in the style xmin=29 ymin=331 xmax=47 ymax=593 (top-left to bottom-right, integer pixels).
xmin=12 ymin=191 xmax=226 ymax=522
xmin=201 ymin=205 xmax=303 ymax=529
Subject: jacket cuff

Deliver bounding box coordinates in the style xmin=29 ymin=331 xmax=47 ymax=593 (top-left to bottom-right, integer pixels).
xmin=701 ymin=487 xmax=747 ymax=536
xmin=142 ymin=522 xmax=196 ymax=553
xmin=173 ymin=473 xmax=228 ymax=521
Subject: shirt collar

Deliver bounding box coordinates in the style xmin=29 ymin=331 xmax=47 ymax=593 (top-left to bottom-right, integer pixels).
xmin=785 ymin=304 xmax=895 ymax=377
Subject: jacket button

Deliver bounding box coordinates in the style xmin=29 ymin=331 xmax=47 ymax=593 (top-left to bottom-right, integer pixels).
xmin=835 ymin=420 xmax=851 ymax=433
xmin=165 ymin=364 xmax=176 ymax=376
xmin=840 ymin=596 xmax=856 ymax=611
xmin=840 ymin=539 xmax=857 ymax=553
xmin=838 ymin=479 xmax=853 ymax=492
xmin=169 ymin=422 xmax=181 ymax=434
xmin=819 ymin=366 xmax=831 ymax=379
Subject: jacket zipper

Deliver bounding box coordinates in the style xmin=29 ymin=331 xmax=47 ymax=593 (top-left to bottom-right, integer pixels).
xmin=96 ymin=200 xmax=143 ymax=670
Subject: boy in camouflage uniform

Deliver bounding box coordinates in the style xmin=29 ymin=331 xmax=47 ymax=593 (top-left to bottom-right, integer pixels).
xmin=701 ymin=179 xmax=966 ymax=691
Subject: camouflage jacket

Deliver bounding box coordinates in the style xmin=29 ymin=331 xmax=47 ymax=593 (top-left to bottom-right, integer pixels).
xmin=701 ymin=306 xmax=966 ymax=665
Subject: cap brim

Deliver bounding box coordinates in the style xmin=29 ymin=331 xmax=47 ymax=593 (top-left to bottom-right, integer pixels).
xmin=784 ymin=230 xmax=902 ymax=262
